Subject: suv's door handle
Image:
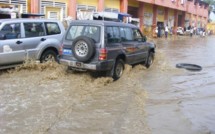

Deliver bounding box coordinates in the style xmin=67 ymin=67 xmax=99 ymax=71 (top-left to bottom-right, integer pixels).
xmin=41 ymin=38 xmax=46 ymax=41
xmin=16 ymin=41 xmax=22 ymax=44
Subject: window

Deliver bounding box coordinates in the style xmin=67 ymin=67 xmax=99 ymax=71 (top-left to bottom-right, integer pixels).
xmin=45 ymin=22 xmax=61 ymax=35
xmin=0 ymin=23 xmax=20 ymax=40
xmin=106 ymin=26 xmax=120 ymax=43
xmin=24 ymin=22 xmax=45 ymax=38
xmin=120 ymin=27 xmax=133 ymax=41
xmin=181 ymin=0 xmax=184 ymax=4
xmin=133 ymin=29 xmax=143 ymax=41
xmin=66 ymin=26 xmax=100 ymax=43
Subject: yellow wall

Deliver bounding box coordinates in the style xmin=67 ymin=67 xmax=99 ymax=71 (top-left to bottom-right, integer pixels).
xmin=45 ymin=7 xmax=61 ymax=20
xmin=157 ymin=6 xmax=164 ymax=22
xmin=143 ymin=4 xmax=153 ymax=35
xmin=168 ymin=9 xmax=174 ymax=17
xmin=185 ymin=13 xmax=191 ymax=20
xmin=144 ymin=3 xmax=153 ymax=13
xmin=77 ymin=0 xmax=97 ymax=7
xmin=128 ymin=0 xmax=139 ymax=7
xmin=105 ymin=0 xmax=120 ymax=9
xmin=207 ymin=23 xmax=215 ymax=33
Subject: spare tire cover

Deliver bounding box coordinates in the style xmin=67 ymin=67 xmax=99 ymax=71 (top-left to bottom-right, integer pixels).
xmin=71 ymin=36 xmax=95 ymax=62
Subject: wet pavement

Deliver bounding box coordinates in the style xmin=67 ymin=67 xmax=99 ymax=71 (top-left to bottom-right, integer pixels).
xmin=0 ymin=36 xmax=215 ymax=134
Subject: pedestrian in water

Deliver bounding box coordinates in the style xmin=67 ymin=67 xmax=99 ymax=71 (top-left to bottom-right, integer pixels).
xmin=190 ymin=27 xmax=193 ymax=37
xmin=158 ymin=24 xmax=161 ymax=38
xmin=165 ymin=25 xmax=169 ymax=38
xmin=170 ymin=27 xmax=173 ymax=36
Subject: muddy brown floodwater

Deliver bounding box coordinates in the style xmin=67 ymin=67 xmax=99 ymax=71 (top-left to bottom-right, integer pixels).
xmin=0 ymin=36 xmax=215 ymax=134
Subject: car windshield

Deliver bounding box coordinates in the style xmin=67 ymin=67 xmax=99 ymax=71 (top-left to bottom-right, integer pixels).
xmin=66 ymin=25 xmax=100 ymax=43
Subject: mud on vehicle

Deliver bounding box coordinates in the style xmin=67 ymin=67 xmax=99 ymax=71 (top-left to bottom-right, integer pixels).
xmin=59 ymin=20 xmax=155 ymax=80
xmin=0 ymin=19 xmax=65 ymax=69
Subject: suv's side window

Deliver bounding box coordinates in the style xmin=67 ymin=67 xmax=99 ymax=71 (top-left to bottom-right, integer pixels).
xmin=45 ymin=22 xmax=61 ymax=35
xmin=0 ymin=23 xmax=20 ymax=40
xmin=133 ymin=29 xmax=143 ymax=41
xmin=106 ymin=26 xmax=120 ymax=43
xmin=120 ymin=27 xmax=133 ymax=42
xmin=24 ymin=22 xmax=45 ymax=38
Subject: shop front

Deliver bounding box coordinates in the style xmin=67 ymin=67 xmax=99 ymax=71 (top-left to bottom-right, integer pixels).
xmin=40 ymin=0 xmax=67 ymax=21
xmin=76 ymin=0 xmax=97 ymax=20
xmin=0 ymin=0 xmax=27 ymax=19
xmin=168 ymin=9 xmax=175 ymax=29
xmin=143 ymin=3 xmax=153 ymax=34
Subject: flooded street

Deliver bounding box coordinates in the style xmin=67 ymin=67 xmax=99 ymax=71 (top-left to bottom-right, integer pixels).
xmin=1 ymin=36 xmax=215 ymax=134
xmin=145 ymin=36 xmax=215 ymax=134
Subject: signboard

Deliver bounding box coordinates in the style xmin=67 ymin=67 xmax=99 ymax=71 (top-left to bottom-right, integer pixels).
xmin=144 ymin=12 xmax=153 ymax=26
xmin=11 ymin=12 xmax=16 ymax=18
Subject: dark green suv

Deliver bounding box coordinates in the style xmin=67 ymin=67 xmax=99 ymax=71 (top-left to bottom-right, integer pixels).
xmin=59 ymin=20 xmax=155 ymax=80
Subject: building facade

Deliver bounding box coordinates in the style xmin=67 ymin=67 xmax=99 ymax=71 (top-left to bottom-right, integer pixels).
xmin=0 ymin=0 xmax=209 ymax=34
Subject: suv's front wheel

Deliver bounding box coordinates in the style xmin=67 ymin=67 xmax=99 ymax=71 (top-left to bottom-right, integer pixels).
xmin=113 ymin=59 xmax=124 ymax=80
xmin=145 ymin=51 xmax=154 ymax=68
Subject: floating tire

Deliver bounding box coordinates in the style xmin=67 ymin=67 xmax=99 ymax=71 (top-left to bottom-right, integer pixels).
xmin=176 ymin=63 xmax=202 ymax=71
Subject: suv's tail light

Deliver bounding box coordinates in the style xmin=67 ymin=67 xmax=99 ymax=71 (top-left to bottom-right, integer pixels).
xmin=99 ymin=48 xmax=107 ymax=60
xmin=59 ymin=44 xmax=64 ymax=55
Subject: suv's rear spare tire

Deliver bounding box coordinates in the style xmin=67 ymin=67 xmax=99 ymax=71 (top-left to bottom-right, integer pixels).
xmin=72 ymin=36 xmax=95 ymax=62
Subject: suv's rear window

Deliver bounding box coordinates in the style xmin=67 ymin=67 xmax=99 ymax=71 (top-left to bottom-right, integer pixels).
xmin=66 ymin=26 xmax=100 ymax=43
xmin=45 ymin=22 xmax=61 ymax=35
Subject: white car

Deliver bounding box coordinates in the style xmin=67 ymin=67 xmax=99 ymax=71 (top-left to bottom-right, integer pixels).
xmin=177 ymin=27 xmax=184 ymax=35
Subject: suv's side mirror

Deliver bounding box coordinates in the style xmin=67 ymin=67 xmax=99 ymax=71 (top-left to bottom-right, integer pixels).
xmin=142 ymin=35 xmax=147 ymax=42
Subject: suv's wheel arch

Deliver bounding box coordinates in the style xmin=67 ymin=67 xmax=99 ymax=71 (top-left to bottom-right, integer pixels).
xmin=145 ymin=49 xmax=155 ymax=68
xmin=106 ymin=54 xmax=126 ymax=80
xmin=39 ymin=47 xmax=59 ymax=63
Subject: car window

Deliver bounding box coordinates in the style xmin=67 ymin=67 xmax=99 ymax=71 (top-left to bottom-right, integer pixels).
xmin=133 ymin=29 xmax=142 ymax=41
xmin=45 ymin=22 xmax=61 ymax=35
xmin=120 ymin=27 xmax=133 ymax=42
xmin=0 ymin=23 xmax=20 ymax=40
xmin=24 ymin=22 xmax=45 ymax=38
xmin=106 ymin=26 xmax=120 ymax=43
xmin=66 ymin=25 xmax=100 ymax=43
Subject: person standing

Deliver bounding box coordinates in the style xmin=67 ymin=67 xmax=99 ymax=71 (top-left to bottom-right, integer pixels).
xmin=165 ymin=25 xmax=169 ymax=38
xmin=158 ymin=24 xmax=161 ymax=38
xmin=190 ymin=27 xmax=193 ymax=37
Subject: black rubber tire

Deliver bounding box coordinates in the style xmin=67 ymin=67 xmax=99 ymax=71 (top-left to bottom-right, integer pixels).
xmin=72 ymin=36 xmax=95 ymax=63
xmin=40 ymin=49 xmax=57 ymax=63
xmin=176 ymin=63 xmax=202 ymax=71
xmin=112 ymin=59 xmax=124 ymax=80
xmin=145 ymin=51 xmax=154 ymax=68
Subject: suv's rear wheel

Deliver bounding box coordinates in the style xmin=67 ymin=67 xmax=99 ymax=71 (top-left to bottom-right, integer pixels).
xmin=40 ymin=50 xmax=57 ymax=63
xmin=145 ymin=51 xmax=154 ymax=68
xmin=72 ymin=36 xmax=95 ymax=62
xmin=113 ymin=59 xmax=124 ymax=80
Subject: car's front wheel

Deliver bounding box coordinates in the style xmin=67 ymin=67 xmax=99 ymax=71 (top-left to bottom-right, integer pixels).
xmin=145 ymin=51 xmax=154 ymax=68
xmin=112 ymin=59 xmax=124 ymax=80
